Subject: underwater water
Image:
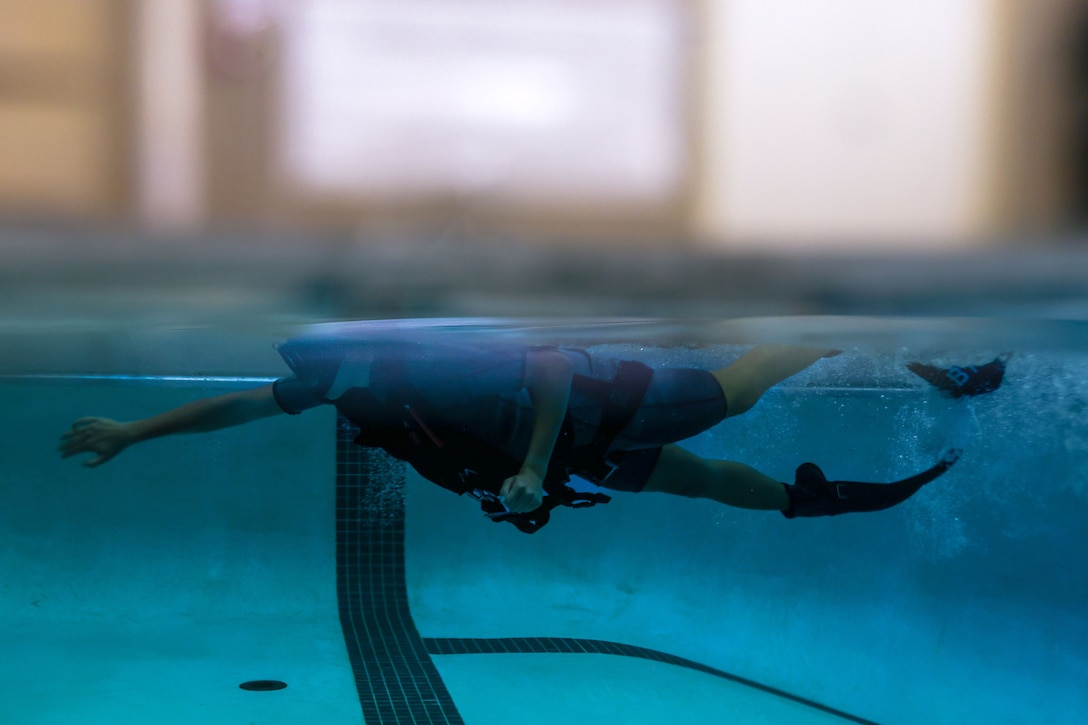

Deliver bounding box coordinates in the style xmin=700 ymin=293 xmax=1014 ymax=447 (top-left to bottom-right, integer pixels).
xmin=2 ymin=317 xmax=1087 ymax=724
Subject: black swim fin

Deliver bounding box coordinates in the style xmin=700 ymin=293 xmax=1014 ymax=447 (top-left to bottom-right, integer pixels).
xmin=907 ymin=355 xmax=1008 ymax=398
xmin=782 ymin=449 xmax=961 ymax=518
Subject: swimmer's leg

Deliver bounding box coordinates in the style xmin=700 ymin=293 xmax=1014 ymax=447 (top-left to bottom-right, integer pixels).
xmin=712 ymin=345 xmax=839 ymax=418
xmin=642 ymin=444 xmax=960 ymax=517
xmin=642 ymin=445 xmax=790 ymax=510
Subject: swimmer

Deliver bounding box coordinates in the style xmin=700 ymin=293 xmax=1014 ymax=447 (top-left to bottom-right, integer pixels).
xmin=58 ymin=337 xmax=1004 ymax=530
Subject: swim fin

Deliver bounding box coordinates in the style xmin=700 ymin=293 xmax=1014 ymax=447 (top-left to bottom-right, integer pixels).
xmin=782 ymin=449 xmax=961 ymax=518
xmin=907 ymin=355 xmax=1008 ymax=398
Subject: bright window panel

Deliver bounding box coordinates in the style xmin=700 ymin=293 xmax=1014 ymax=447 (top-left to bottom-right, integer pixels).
xmin=278 ymin=0 xmax=686 ymax=206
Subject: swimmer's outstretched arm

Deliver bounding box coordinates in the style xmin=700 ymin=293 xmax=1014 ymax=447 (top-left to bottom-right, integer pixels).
xmin=499 ymin=349 xmax=573 ymax=514
xmin=59 ymin=384 xmax=284 ymax=467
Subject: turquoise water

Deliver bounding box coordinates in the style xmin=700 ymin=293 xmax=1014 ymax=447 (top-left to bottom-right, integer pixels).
xmin=2 ymin=320 xmax=1087 ymax=724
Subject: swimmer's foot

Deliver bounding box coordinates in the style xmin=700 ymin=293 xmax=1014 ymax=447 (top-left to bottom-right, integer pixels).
xmin=782 ymin=449 xmax=961 ymax=518
xmin=907 ymin=355 xmax=1008 ymax=398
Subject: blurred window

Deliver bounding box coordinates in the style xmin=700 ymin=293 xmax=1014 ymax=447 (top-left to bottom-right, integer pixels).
xmin=277 ymin=0 xmax=687 ymax=207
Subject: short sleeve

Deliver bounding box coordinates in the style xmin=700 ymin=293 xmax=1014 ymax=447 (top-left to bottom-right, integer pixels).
xmin=272 ymin=375 xmax=327 ymax=414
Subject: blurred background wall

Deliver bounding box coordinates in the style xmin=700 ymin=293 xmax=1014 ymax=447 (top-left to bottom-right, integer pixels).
xmin=0 ymin=0 xmax=131 ymax=221
xmin=2 ymin=0 xmax=1086 ymax=252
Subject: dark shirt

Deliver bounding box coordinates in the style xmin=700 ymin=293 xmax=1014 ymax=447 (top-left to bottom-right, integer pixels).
xmin=272 ymin=337 xmax=726 ymax=457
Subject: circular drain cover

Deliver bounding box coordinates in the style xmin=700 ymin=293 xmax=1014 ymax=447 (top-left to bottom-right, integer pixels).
xmin=239 ymin=680 xmax=288 ymax=691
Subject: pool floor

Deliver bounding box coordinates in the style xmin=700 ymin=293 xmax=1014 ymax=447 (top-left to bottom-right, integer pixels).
xmin=0 ymin=617 xmax=844 ymax=724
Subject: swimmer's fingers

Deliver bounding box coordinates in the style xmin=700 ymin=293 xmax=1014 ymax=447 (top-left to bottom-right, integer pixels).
xmin=60 ymin=416 xmax=108 ymax=441
xmin=82 ymin=450 xmax=119 ymax=468
xmin=59 ymin=417 xmax=107 ymax=455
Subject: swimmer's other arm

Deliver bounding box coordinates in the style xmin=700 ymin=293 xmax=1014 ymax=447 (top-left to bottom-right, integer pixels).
xmin=59 ymin=384 xmax=283 ymax=467
xmin=499 ymin=349 xmax=573 ymax=514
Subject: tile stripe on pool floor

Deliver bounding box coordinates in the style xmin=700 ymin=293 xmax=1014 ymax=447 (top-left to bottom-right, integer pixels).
xmin=337 ymin=417 xmax=465 ymax=724
xmin=422 ymin=637 xmax=876 ymax=725
xmin=336 ymin=416 xmax=874 ymax=725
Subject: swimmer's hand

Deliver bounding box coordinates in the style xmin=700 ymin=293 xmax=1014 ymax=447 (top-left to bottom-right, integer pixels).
xmin=499 ymin=471 xmax=545 ymax=514
xmin=58 ymin=417 xmax=135 ymax=467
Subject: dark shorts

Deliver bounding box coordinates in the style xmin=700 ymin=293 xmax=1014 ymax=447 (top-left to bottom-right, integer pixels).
xmin=580 ymin=367 xmax=725 ymax=493
xmin=582 ymin=447 xmax=664 ymax=493
xmin=614 ymin=367 xmax=727 ymax=448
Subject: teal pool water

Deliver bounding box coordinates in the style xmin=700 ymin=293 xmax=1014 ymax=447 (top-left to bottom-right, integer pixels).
xmin=2 ymin=322 xmax=1086 ymax=724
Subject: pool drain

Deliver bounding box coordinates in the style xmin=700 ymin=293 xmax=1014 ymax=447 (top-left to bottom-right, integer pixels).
xmin=239 ymin=680 xmax=287 ymax=691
